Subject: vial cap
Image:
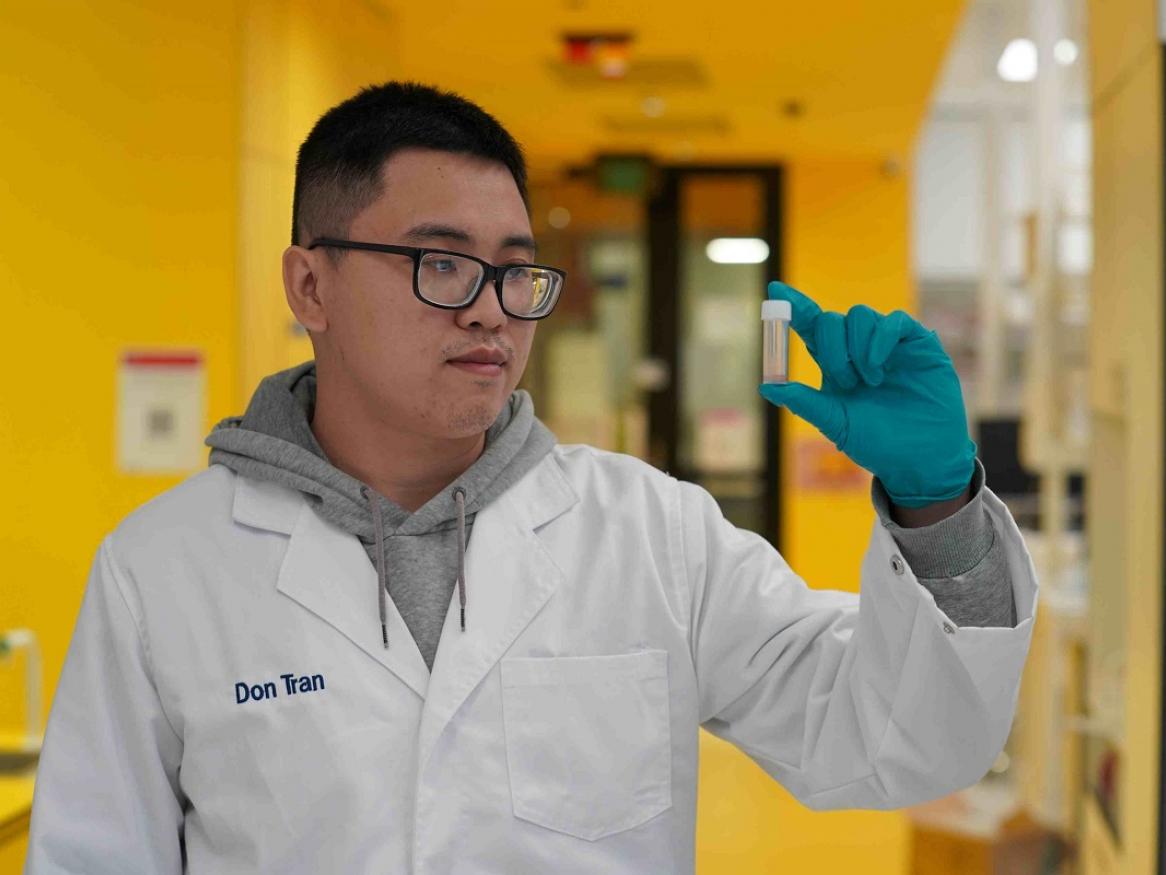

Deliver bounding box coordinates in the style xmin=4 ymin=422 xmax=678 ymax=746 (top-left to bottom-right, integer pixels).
xmin=762 ymin=299 xmax=792 ymax=321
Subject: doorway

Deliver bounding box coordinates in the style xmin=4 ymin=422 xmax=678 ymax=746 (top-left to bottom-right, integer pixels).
xmin=646 ymin=166 xmax=785 ymax=550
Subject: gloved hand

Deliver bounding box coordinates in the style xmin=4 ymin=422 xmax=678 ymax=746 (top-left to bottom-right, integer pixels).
xmin=758 ymin=281 xmax=976 ymax=509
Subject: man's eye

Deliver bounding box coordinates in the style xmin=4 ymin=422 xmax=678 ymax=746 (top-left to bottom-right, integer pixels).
xmin=431 ymin=259 xmax=458 ymax=272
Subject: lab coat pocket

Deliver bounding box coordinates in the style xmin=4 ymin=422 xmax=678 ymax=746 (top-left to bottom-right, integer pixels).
xmin=500 ymin=649 xmax=672 ymax=842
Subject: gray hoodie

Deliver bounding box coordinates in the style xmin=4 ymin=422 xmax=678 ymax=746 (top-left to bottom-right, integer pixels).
xmin=204 ymin=360 xmax=557 ymax=671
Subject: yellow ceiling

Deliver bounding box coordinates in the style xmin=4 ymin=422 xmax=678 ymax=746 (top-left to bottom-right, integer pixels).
xmin=372 ymin=0 xmax=968 ymax=177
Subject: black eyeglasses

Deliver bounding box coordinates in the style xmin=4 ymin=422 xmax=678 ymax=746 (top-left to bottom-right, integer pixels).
xmin=307 ymin=238 xmax=566 ymax=321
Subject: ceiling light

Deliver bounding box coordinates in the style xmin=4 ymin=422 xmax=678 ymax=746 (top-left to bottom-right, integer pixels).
xmin=594 ymin=39 xmax=631 ymax=79
xmin=997 ymin=38 xmax=1037 ymax=82
xmin=1055 ymin=39 xmax=1078 ymax=65
xmin=706 ymin=238 xmax=770 ymax=264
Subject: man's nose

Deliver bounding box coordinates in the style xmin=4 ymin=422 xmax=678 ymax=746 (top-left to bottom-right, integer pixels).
xmin=456 ymin=279 xmax=509 ymax=329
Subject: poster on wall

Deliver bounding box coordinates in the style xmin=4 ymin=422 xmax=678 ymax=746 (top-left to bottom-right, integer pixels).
xmin=116 ymin=350 xmax=206 ymax=474
xmin=793 ymin=435 xmax=870 ymax=492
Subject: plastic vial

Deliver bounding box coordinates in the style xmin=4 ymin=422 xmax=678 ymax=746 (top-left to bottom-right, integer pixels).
xmin=762 ymin=299 xmax=791 ymax=384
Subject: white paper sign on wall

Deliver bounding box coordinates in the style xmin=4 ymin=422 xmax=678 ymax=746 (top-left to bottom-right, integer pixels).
xmin=117 ymin=350 xmax=206 ymax=474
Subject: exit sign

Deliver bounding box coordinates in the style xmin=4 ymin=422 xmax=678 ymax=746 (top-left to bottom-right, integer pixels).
xmin=597 ymin=155 xmax=652 ymax=195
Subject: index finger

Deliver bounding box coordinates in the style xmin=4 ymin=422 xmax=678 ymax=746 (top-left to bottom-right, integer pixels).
xmin=767 ymin=280 xmax=822 ymax=340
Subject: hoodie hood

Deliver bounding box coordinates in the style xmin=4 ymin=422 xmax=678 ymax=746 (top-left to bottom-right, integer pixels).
xmin=204 ymin=360 xmax=557 ymax=667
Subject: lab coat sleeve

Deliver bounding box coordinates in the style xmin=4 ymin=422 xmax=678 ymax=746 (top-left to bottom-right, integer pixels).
xmin=678 ymin=476 xmax=1037 ymax=811
xmin=25 ymin=536 xmax=185 ymax=874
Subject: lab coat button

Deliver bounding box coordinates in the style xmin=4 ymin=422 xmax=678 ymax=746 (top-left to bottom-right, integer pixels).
xmin=942 ymin=622 xmax=956 ymax=634
xmin=889 ymin=555 xmax=905 ymax=575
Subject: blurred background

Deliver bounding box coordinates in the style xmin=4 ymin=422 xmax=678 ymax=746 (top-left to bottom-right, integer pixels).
xmin=0 ymin=0 xmax=1161 ymax=872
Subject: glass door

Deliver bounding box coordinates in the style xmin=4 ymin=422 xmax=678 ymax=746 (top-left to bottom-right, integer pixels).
xmin=647 ymin=167 xmax=784 ymax=547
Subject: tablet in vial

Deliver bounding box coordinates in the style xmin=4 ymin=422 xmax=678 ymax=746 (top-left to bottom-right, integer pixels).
xmin=762 ymin=299 xmax=791 ymax=384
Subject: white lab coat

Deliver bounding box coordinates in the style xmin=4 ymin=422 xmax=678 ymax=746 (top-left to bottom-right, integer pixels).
xmin=26 ymin=444 xmax=1038 ymax=874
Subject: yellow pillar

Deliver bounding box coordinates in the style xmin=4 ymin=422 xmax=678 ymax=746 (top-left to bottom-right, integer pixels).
xmin=1084 ymin=0 xmax=1164 ymax=870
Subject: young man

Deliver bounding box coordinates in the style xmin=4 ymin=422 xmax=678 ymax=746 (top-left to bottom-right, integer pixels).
xmin=26 ymin=81 xmax=1036 ymax=874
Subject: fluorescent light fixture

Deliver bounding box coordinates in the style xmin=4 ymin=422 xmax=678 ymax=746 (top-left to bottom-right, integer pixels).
xmin=997 ymin=38 xmax=1037 ymax=82
xmin=706 ymin=238 xmax=770 ymax=264
xmin=1055 ymin=38 xmax=1078 ymax=65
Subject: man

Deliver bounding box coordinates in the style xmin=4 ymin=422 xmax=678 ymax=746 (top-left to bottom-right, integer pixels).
xmin=26 ymin=81 xmax=1036 ymax=874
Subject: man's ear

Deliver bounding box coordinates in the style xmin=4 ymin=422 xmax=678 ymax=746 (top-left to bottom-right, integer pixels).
xmin=283 ymin=245 xmax=328 ymax=333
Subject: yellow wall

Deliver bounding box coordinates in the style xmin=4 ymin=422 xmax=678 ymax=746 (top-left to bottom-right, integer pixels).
xmin=0 ymin=0 xmax=242 ymax=761
xmin=0 ymin=819 xmax=27 ymax=875
xmin=783 ymin=159 xmax=911 ymax=580
xmin=0 ymin=3 xmax=915 ymax=872
xmin=237 ymin=0 xmax=408 ymax=398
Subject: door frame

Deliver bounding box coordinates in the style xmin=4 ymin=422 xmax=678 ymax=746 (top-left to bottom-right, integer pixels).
xmin=646 ymin=164 xmax=785 ymax=551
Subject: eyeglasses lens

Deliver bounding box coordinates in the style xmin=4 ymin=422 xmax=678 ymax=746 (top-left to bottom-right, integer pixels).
xmin=418 ymin=253 xmax=482 ymax=305
xmin=501 ymin=266 xmax=559 ymax=317
xmin=417 ymin=252 xmax=559 ymax=317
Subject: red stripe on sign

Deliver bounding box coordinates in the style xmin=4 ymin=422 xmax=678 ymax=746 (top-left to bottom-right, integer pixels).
xmin=122 ymin=352 xmax=203 ymax=367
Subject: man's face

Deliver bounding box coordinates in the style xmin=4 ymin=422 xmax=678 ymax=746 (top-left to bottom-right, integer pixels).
xmin=309 ymin=148 xmax=539 ymax=441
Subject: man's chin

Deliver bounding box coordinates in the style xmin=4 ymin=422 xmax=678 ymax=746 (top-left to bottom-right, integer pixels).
xmin=442 ymin=395 xmax=507 ymax=436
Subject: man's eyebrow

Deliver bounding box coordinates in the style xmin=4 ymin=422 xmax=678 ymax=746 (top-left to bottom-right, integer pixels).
xmin=502 ymin=234 xmax=539 ymax=256
xmin=401 ymin=223 xmax=472 ymax=245
xmin=401 ymin=223 xmax=537 ymax=256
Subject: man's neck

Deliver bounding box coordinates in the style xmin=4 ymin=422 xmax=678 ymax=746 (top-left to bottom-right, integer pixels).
xmin=310 ymin=397 xmax=487 ymax=514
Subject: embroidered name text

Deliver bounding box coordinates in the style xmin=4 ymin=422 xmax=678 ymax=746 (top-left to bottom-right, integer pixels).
xmin=235 ymin=672 xmax=326 ymax=704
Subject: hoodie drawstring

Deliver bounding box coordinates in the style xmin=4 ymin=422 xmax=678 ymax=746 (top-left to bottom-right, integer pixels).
xmin=453 ymin=487 xmax=467 ymax=631
xmin=361 ymin=485 xmax=390 ymax=649
xmin=361 ymin=483 xmax=469 ymax=648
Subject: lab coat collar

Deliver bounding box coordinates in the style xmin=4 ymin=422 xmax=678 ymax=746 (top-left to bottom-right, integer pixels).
xmin=230 ymin=451 xmax=579 ymax=761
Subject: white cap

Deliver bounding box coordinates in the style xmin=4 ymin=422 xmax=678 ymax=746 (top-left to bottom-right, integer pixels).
xmin=762 ymin=299 xmax=792 ymax=321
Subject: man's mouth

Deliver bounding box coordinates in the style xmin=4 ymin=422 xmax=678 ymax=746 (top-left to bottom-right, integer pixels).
xmin=448 ymin=346 xmax=507 ymax=375
xmin=448 ymin=360 xmax=504 ymax=376
xmin=449 ymin=347 xmax=507 ymax=365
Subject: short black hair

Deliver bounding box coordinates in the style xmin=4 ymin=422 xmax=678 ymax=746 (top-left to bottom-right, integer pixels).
xmin=291 ymin=80 xmax=529 ymax=251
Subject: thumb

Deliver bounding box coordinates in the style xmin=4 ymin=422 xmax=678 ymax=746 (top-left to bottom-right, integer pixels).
xmin=759 ymin=381 xmax=847 ymax=447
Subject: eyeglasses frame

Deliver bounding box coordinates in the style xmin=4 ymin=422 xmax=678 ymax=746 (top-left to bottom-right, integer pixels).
xmin=306 ymin=237 xmax=567 ymax=321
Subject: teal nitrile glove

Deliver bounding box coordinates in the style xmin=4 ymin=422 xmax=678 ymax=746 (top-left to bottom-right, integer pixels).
xmin=759 ymin=281 xmax=976 ymax=509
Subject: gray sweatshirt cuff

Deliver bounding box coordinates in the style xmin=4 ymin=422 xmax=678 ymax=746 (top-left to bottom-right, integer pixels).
xmin=871 ymin=458 xmax=1016 ymax=628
